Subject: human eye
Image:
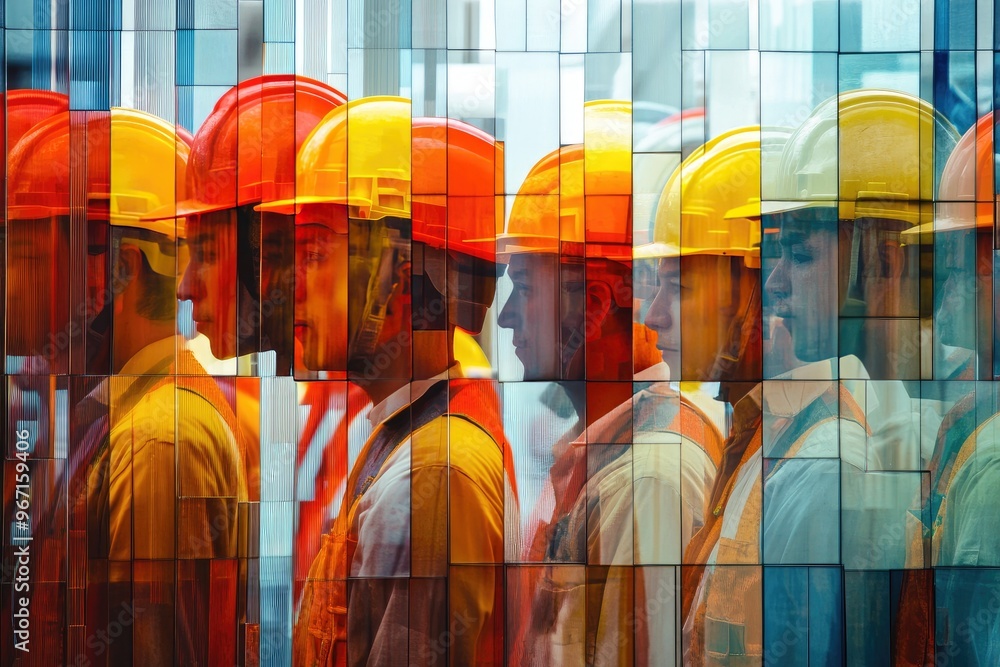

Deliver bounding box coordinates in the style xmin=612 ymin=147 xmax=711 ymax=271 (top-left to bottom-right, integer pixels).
xmin=791 ymin=248 xmax=812 ymax=266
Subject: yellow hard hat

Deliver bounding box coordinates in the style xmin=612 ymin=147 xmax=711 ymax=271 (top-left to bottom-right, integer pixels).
xmin=635 ymin=126 xmax=790 ymax=268
xmin=499 ymin=99 xmax=632 ymax=263
xmin=256 ymin=96 xmax=411 ymax=220
xmin=762 ymin=88 xmax=959 ymax=225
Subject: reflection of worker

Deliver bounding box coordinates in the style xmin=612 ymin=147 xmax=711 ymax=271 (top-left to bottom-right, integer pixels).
xmin=683 ymin=89 xmax=952 ymax=666
xmin=6 ymin=108 xmax=248 ymax=666
xmin=0 ymin=89 xmax=70 ymax=367
xmin=142 ymin=79 xmax=347 ymax=626
xmin=498 ymin=100 xmax=634 ymax=662
xmin=536 ymin=125 xmax=786 ymax=666
xmin=895 ymin=112 xmax=1000 ymax=666
xmin=0 ymin=87 xmax=70 ymax=667
xmin=147 ymin=75 xmax=347 ymax=373
xmin=497 ymin=101 xmax=644 ymax=386
xmin=262 ymin=97 xmax=514 ymax=666
xmin=496 ymin=99 xmax=650 ymax=540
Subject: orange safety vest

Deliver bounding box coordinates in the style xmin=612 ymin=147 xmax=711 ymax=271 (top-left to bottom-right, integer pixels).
xmin=294 ymin=377 xmax=514 ymax=667
xmin=293 ymin=382 xmax=370 ymax=605
xmin=683 ymin=383 xmax=869 ymax=666
xmin=894 ymin=381 xmax=994 ymax=667
xmin=511 ymin=385 xmax=725 ymax=666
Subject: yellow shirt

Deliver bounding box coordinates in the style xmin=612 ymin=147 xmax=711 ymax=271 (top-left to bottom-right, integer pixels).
xmin=88 ymin=336 xmax=248 ymax=561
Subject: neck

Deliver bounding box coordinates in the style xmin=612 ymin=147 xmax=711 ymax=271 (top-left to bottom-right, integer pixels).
xmin=359 ymin=376 xmax=408 ymax=408
xmin=412 ymin=329 xmax=451 ymax=379
xmin=356 ymin=329 xmax=453 ymax=407
xmin=112 ymin=316 xmax=175 ymax=373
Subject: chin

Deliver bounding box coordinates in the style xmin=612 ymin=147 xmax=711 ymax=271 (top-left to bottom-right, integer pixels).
xmin=795 ymin=344 xmax=833 ymax=364
xmin=210 ymin=341 xmax=237 ymax=361
xmin=301 ymin=351 xmax=322 ymax=372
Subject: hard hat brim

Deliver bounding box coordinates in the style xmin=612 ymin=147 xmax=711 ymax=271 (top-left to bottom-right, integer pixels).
xmin=492 ymin=233 xmax=559 ymax=263
xmin=737 ymin=200 xmax=834 ymax=219
xmin=142 ymin=198 xmax=232 ymax=222
xmin=633 ymin=241 xmax=759 ymax=261
xmin=901 ymin=215 xmax=989 ymax=240
xmin=255 ymin=195 xmax=378 ymax=216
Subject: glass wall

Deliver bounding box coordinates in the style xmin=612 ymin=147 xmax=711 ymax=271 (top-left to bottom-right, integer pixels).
xmin=2 ymin=0 xmax=999 ymax=664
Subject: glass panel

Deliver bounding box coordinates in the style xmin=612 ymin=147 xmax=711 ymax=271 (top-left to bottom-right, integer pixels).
xmin=840 ymin=0 xmax=921 ymax=53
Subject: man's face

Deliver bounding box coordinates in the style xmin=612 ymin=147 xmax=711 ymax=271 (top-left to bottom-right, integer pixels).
xmin=642 ymin=254 xmax=743 ymax=381
xmin=294 ymin=221 xmax=349 ymax=372
xmin=447 ymin=252 xmax=497 ymax=335
xmin=498 ymin=252 xmax=586 ymax=380
xmin=6 ymin=217 xmax=70 ymax=362
xmin=178 ymin=209 xmax=240 ymax=359
xmin=764 ymin=218 xmax=840 ymax=363
xmin=935 ymin=228 xmax=980 ymax=351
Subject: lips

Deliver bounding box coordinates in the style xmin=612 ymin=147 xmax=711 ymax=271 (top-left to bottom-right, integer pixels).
xmin=770 ymin=302 xmax=793 ymax=319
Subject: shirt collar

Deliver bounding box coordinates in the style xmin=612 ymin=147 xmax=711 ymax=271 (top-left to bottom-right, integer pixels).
xmin=367 ymin=364 xmax=460 ymax=427
xmin=89 ymin=335 xmax=185 ymax=409
xmin=764 ymin=354 xmax=870 ymax=418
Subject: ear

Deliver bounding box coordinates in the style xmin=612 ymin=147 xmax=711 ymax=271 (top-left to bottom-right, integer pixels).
xmin=113 ymin=244 xmax=143 ymax=291
xmin=584 ymin=280 xmax=615 ymax=342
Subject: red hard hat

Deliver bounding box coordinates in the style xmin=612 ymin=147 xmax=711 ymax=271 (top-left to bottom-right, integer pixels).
xmin=411 ymin=116 xmax=504 ymax=262
xmin=902 ymin=111 xmax=996 ymax=239
xmin=3 ymin=89 xmax=70 ymax=152
xmin=146 ymin=74 xmax=347 ymax=221
xmin=2 ymin=90 xmax=70 ymax=223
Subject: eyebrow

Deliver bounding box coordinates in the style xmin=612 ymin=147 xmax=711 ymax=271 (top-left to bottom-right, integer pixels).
xmin=509 ymin=269 xmax=529 ymax=281
xmin=778 ymin=232 xmax=807 ymax=248
xmin=188 ymin=232 xmax=214 ymax=246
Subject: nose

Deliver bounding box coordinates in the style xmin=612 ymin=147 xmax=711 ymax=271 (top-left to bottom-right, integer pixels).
xmin=765 ymin=256 xmax=790 ymax=303
xmin=177 ymin=260 xmax=202 ymax=302
xmin=643 ymin=281 xmax=675 ymax=336
xmin=498 ymin=285 xmax=520 ymax=331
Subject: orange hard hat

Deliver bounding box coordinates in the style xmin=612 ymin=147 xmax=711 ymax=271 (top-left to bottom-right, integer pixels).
xmin=2 ymin=89 xmax=70 ymax=153
xmin=411 ymin=116 xmax=504 ymax=262
xmin=2 ymin=90 xmax=70 ymax=223
xmin=502 ymin=100 xmax=633 ymax=308
xmin=912 ymin=111 xmax=996 ymax=235
xmin=146 ymin=75 xmax=347 ymax=221
xmin=500 ymin=99 xmax=632 ymax=263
